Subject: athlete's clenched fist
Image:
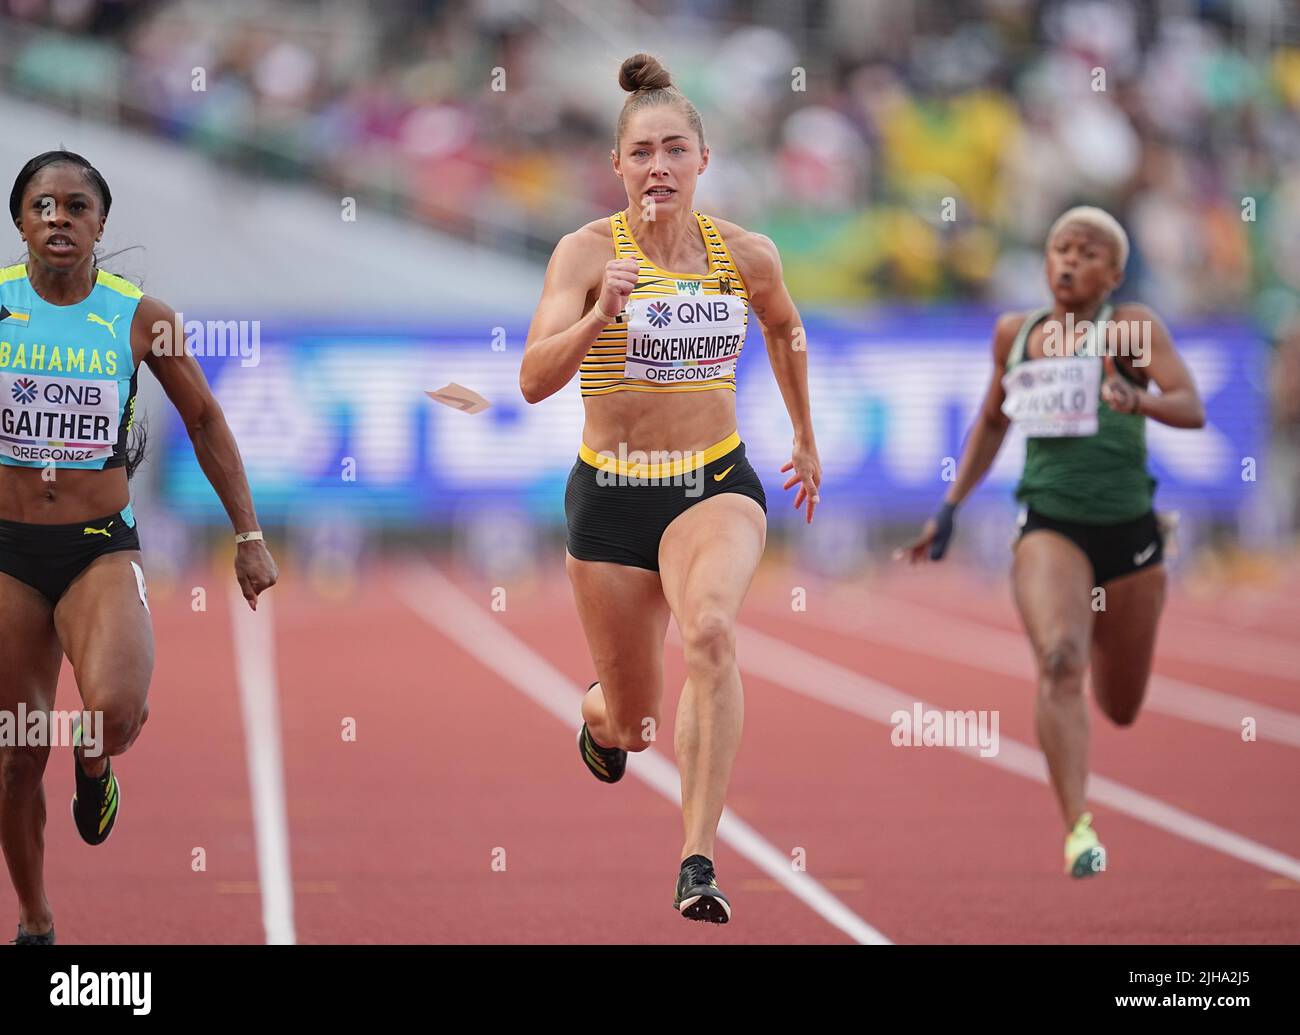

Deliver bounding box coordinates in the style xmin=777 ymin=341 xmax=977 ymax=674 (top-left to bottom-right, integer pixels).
xmin=595 ymin=258 xmax=639 ymax=320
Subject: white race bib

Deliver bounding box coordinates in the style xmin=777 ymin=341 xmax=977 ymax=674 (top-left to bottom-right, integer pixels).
xmin=623 ymin=294 xmax=746 ymax=386
xmin=1001 ymin=356 xmax=1100 ymax=438
xmin=0 ymin=371 xmax=120 ymax=463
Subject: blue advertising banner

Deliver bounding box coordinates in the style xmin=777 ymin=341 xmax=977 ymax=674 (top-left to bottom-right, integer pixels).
xmin=160 ymin=311 xmax=1269 ymax=526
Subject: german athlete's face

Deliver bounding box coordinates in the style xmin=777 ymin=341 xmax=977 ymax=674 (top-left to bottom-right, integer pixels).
xmin=1046 ymin=222 xmax=1122 ymax=306
xmin=15 ymin=164 xmax=105 ymax=271
xmin=613 ymin=108 xmax=707 ymax=217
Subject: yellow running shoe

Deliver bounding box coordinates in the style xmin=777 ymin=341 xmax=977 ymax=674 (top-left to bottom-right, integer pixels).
xmin=1065 ymin=812 xmax=1106 ymax=878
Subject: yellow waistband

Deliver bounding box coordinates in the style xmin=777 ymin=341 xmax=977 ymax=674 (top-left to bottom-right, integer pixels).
xmin=578 ymin=431 xmax=740 ymax=479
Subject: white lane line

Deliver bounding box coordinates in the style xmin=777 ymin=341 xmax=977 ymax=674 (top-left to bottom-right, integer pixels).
xmin=759 ymin=590 xmax=1300 ymax=749
xmin=1154 ymin=613 xmax=1300 ymax=680
xmin=228 ymin=589 xmax=296 ymax=945
xmin=732 ymin=621 xmax=1300 ymax=884
xmin=399 ymin=560 xmax=891 ymax=946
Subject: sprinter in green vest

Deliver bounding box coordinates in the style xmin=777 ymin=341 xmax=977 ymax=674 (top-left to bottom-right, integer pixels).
xmin=899 ymin=207 xmax=1205 ymax=879
xmin=1 ymin=151 xmax=278 ymax=944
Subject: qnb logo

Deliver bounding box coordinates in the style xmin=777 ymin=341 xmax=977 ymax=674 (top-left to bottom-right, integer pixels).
xmin=49 ymin=967 xmax=151 ymax=1015
xmin=11 ymin=376 xmax=37 ymax=404
xmin=646 ymin=301 xmax=672 ymax=328
xmin=675 ymin=300 xmax=732 ymax=323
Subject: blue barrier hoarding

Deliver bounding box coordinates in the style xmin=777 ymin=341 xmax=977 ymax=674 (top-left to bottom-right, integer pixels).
xmin=160 ymin=311 xmax=1269 ymax=525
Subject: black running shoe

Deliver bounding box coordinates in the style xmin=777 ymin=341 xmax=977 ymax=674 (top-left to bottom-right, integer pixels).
xmin=578 ymin=722 xmax=627 ymax=784
xmin=674 ymin=855 xmax=731 ymax=923
xmin=12 ymin=925 xmax=55 ymax=945
xmin=71 ymin=719 xmax=120 ymax=846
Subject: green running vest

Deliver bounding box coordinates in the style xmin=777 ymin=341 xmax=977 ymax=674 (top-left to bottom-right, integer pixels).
xmin=1007 ymin=304 xmax=1155 ymax=523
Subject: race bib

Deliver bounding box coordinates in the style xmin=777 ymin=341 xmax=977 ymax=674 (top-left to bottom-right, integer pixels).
xmin=1001 ymin=356 xmax=1101 ymax=438
xmin=0 ymin=371 xmax=120 ymax=463
xmin=623 ymin=294 xmax=747 ymax=386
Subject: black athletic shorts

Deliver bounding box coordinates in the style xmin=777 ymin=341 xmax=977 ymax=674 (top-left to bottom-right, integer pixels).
xmin=565 ymin=433 xmax=767 ymax=571
xmin=0 ymin=507 xmax=142 ymax=605
xmin=1017 ymin=508 xmax=1163 ymax=586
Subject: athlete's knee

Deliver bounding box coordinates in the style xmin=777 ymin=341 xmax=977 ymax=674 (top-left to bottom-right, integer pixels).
xmin=615 ymin=729 xmax=656 ymax=753
xmin=605 ymin=712 xmax=660 ymax=752
xmin=0 ymin=747 xmax=50 ymax=798
xmin=1037 ymin=640 xmax=1086 ymax=695
xmin=680 ymin=609 xmax=736 ymax=672
xmin=1098 ymin=687 xmax=1144 ymax=728
xmin=1108 ymin=706 xmax=1141 ymax=728
xmin=85 ymin=696 xmax=148 ymax=755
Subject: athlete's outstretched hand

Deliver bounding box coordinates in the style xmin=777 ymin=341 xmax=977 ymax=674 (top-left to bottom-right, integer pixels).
xmin=236 ymin=539 xmax=279 ymax=611
xmin=895 ymin=502 xmax=957 ymax=564
xmin=1100 ymin=354 xmax=1142 ymax=414
xmin=780 ymin=440 xmax=822 ymax=524
xmin=596 ymin=258 xmax=639 ymax=320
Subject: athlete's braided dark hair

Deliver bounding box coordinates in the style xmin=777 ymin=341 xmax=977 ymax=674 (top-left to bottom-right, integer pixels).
xmin=124 ymin=415 xmax=148 ymax=480
xmin=9 ymin=150 xmax=112 ymax=225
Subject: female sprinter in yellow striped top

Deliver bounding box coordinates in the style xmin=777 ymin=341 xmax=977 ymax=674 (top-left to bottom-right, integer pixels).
xmin=520 ymin=53 xmax=820 ymax=923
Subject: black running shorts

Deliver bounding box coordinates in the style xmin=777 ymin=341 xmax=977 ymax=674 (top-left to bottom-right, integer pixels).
xmin=1017 ymin=508 xmax=1163 ymax=586
xmin=565 ymin=433 xmax=767 ymax=571
xmin=0 ymin=508 xmax=142 ymax=604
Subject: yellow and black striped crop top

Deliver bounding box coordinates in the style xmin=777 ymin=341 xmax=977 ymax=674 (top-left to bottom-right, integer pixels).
xmin=578 ymin=210 xmax=749 ymax=396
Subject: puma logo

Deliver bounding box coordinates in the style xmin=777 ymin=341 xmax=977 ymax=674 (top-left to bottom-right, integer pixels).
xmin=1133 ymin=541 xmax=1158 ymax=566
xmin=86 ymin=312 xmax=121 ymax=338
xmin=713 ymin=464 xmax=736 ymax=482
xmin=82 ymin=521 xmax=113 ymax=538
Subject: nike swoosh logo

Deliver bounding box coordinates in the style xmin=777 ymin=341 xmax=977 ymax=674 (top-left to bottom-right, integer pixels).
xmin=1133 ymin=541 xmax=1158 ymax=566
xmin=713 ymin=464 xmax=736 ymax=482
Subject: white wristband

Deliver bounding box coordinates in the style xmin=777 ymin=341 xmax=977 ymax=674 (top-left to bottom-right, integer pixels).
xmin=235 ymin=531 xmax=264 ymax=544
xmin=592 ymin=302 xmax=619 ymax=324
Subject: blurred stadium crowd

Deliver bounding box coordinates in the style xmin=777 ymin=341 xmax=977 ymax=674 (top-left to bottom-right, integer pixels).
xmin=4 ymin=0 xmax=1299 ymax=318
xmin=1 ymin=0 xmax=1298 ymax=538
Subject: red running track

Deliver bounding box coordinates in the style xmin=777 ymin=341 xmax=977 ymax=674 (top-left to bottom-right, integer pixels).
xmin=8 ymin=553 xmax=1299 ymax=943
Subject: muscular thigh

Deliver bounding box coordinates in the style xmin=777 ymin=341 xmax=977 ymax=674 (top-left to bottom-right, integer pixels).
xmin=1090 ymin=564 xmax=1166 ymax=720
xmin=53 ymin=551 xmax=154 ymax=710
xmin=565 ymin=553 xmax=671 ymax=724
xmin=0 ymin=573 xmax=62 ymax=780
xmin=1011 ymin=530 xmax=1096 ymax=671
xmin=658 ymin=493 xmax=766 ymax=629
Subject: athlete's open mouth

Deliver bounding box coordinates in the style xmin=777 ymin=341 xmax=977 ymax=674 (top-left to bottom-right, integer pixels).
xmin=46 ymin=233 xmax=76 ymax=251
xmin=1057 ymin=272 xmax=1074 ymax=288
xmin=645 ymin=187 xmax=676 ymax=199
